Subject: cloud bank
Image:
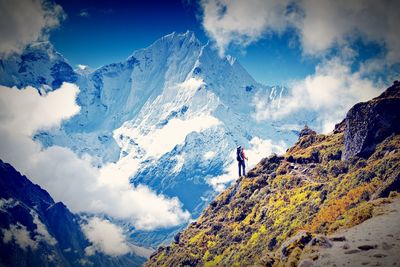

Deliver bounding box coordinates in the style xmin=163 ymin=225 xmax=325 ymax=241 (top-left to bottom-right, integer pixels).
xmin=81 ymin=217 xmax=153 ymax=257
xmin=201 ymin=0 xmax=400 ymax=63
xmin=201 ymin=0 xmax=397 ymax=132
xmin=201 ymin=0 xmax=291 ymax=56
xmin=0 ymin=0 xmax=65 ymax=55
xmin=2 ymin=223 xmax=38 ymax=251
xmin=1 ymin=202 xmax=57 ymax=251
xmin=297 ymin=0 xmax=400 ymax=62
xmin=252 ymin=58 xmax=380 ymax=132
xmin=0 ymin=83 xmax=190 ymax=234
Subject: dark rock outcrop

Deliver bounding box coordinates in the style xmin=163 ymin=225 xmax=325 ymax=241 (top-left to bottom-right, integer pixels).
xmin=299 ymin=125 xmax=316 ymax=138
xmin=333 ymin=119 xmax=346 ymax=133
xmin=343 ymin=82 xmax=400 ymax=160
xmin=279 ymin=231 xmax=312 ymax=261
xmin=372 ymin=173 xmax=400 ymax=199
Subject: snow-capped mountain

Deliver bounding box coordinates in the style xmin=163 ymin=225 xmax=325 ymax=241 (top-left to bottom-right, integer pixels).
xmin=0 ymin=31 xmax=314 ymax=247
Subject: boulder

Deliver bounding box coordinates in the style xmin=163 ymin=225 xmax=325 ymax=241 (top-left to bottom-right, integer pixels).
xmin=299 ymin=125 xmax=316 ymax=138
xmin=309 ymin=236 xmax=333 ymax=248
xmin=173 ymin=232 xmax=181 ymax=244
xmin=343 ymin=82 xmax=400 ymax=160
xmin=372 ymin=173 xmax=400 ymax=199
xmin=279 ymin=231 xmax=312 ymax=261
xmin=260 ymin=252 xmax=275 ymax=266
xmin=333 ymin=119 xmax=346 ymax=133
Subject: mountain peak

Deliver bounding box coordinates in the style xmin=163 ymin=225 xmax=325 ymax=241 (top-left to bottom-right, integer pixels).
xmin=125 ymin=30 xmax=202 ymax=65
xmin=156 ymin=30 xmax=202 ymax=47
xmin=26 ymin=41 xmax=53 ymax=51
xmin=163 ymin=30 xmax=197 ymax=39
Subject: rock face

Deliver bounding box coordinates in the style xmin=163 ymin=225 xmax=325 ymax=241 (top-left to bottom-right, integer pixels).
xmin=0 ymin=160 xmax=144 ymax=267
xmin=343 ymin=82 xmax=400 ymax=160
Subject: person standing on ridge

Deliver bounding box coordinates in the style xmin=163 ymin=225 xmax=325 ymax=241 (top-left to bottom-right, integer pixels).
xmin=236 ymin=146 xmax=248 ymax=177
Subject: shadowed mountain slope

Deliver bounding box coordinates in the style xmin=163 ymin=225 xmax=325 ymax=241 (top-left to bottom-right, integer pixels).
xmin=0 ymin=160 xmax=145 ymax=267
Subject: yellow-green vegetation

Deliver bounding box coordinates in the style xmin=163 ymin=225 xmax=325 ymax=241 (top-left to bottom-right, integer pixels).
xmin=145 ymin=127 xmax=400 ymax=266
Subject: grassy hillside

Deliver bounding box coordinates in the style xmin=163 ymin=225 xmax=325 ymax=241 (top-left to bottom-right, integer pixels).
xmin=145 ymin=82 xmax=400 ymax=266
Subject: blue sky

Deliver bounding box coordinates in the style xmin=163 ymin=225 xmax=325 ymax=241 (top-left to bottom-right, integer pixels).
xmin=50 ymin=1 xmax=205 ymax=67
xmin=50 ymin=1 xmax=206 ymax=67
xmin=49 ymin=0 xmax=318 ymax=85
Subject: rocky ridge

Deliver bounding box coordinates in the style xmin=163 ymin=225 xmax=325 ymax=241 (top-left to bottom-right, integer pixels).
xmin=145 ymin=82 xmax=400 ymax=266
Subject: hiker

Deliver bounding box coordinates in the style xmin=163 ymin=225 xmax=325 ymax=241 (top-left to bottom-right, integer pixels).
xmin=236 ymin=146 xmax=248 ymax=177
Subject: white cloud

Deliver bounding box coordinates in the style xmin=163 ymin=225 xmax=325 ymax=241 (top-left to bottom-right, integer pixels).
xmin=207 ymin=137 xmax=286 ymax=192
xmin=200 ymin=0 xmax=400 ymax=63
xmin=2 ymin=213 xmax=57 ymax=250
xmin=0 ymin=198 xmax=19 ymax=212
xmin=172 ymin=154 xmax=185 ymax=173
xmin=201 ymin=0 xmax=291 ymax=56
xmin=79 ymin=9 xmax=89 ymax=18
xmin=0 ymin=83 xmax=190 ymax=231
xmin=142 ymin=116 xmax=220 ymax=158
xmin=116 ymin=115 xmax=220 ymax=159
xmin=274 ymin=123 xmax=304 ymax=132
xmin=2 ymin=223 xmax=38 ymax=250
xmin=297 ymin=0 xmax=400 ymax=62
xmin=77 ymin=64 xmax=88 ymax=70
xmin=178 ymin=77 xmax=205 ymax=91
xmin=31 ymin=211 xmax=57 ymax=246
xmin=0 ymin=0 xmax=65 ymax=55
xmin=82 ymin=217 xmax=134 ymax=257
xmin=246 ymin=137 xmax=286 ymax=166
xmin=252 ymin=58 xmax=382 ymax=133
xmin=0 ymin=199 xmax=57 ymax=247
xmin=0 ymin=83 xmax=80 ymax=136
xmin=200 ymin=0 xmax=396 ymax=133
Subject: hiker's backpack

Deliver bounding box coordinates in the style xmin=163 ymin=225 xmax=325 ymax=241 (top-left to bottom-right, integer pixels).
xmin=236 ymin=147 xmax=243 ymax=161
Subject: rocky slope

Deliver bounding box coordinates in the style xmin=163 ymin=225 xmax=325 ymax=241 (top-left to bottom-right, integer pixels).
xmin=145 ymin=82 xmax=400 ymax=266
xmin=0 ymin=160 xmax=145 ymax=267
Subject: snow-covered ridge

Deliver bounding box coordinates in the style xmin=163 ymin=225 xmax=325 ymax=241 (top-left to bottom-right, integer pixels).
xmin=1 ymin=31 xmax=309 ymax=247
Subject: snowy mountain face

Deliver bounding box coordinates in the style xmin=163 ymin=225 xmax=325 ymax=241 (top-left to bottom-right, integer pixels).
xmin=0 ymin=31 xmax=309 ymax=246
xmin=0 ymin=42 xmax=77 ymax=93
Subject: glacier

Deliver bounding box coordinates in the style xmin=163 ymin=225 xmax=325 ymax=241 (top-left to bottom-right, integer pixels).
xmin=0 ymin=31 xmax=315 ymax=247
